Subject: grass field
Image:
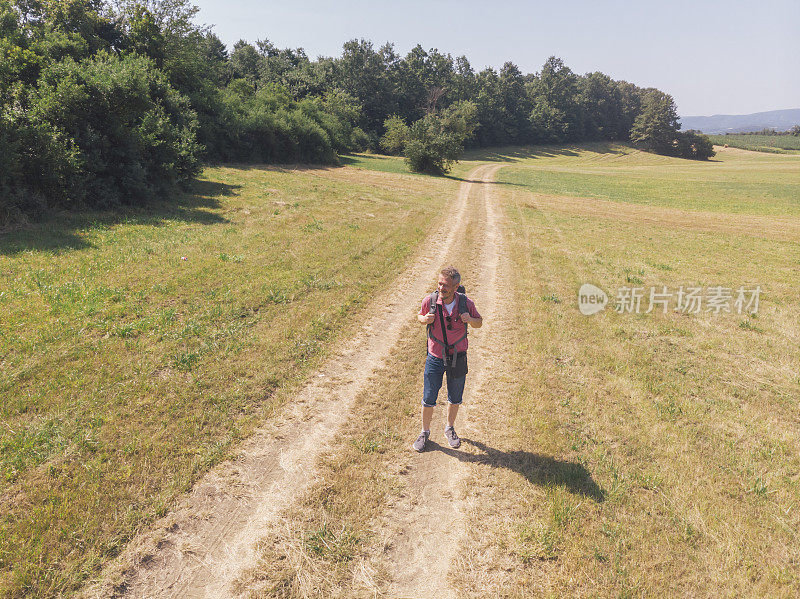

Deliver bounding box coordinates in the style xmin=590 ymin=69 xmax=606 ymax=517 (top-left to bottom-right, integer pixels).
xmin=238 ymin=145 xmax=800 ymax=597
xmin=461 ymin=145 xmax=800 ymax=596
xmin=707 ymin=134 xmax=800 ymax=154
xmin=0 ymin=165 xmax=457 ymax=596
xmin=3 ymin=145 xmax=799 ymax=597
xmin=481 ymin=143 xmax=800 ymax=216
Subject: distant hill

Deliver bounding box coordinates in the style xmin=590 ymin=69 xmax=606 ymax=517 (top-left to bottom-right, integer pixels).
xmin=679 ymin=109 xmax=800 ymax=134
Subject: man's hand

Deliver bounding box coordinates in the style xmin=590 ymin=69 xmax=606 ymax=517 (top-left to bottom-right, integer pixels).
xmin=460 ymin=312 xmax=471 ymax=324
xmin=419 ymin=313 xmax=435 ymax=325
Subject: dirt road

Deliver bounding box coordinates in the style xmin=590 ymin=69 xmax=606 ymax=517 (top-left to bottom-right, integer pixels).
xmin=382 ymin=163 xmax=506 ymax=598
xmin=84 ymin=163 xmax=507 ymax=598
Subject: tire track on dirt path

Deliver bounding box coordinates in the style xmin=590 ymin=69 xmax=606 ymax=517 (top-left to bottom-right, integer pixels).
xmin=81 ymin=165 xmax=494 ymax=599
xmin=384 ymin=163 xmax=506 ymax=599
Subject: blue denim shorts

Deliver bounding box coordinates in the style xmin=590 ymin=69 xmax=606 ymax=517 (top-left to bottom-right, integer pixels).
xmin=421 ymin=353 xmax=466 ymax=407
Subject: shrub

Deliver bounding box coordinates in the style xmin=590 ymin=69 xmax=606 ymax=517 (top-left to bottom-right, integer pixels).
xmin=0 ymin=108 xmax=82 ymax=221
xmin=380 ymin=115 xmax=409 ymax=154
xmin=675 ymin=130 xmax=715 ymax=160
xmin=403 ymin=101 xmax=477 ymax=174
xmin=349 ymin=127 xmax=371 ymax=152
xmin=207 ymin=80 xmax=346 ymax=164
xmin=31 ymin=51 xmax=201 ymax=207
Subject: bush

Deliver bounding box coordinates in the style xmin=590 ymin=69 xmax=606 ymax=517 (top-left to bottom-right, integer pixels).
xmin=206 ymin=80 xmax=347 ymax=164
xmin=380 ymin=115 xmax=409 ymax=154
xmin=0 ymin=108 xmax=82 ymax=221
xmin=32 ymin=51 xmax=201 ymax=207
xmin=349 ymin=127 xmax=371 ymax=152
xmin=675 ymin=130 xmax=715 ymax=160
xmin=403 ymin=101 xmax=477 ymax=174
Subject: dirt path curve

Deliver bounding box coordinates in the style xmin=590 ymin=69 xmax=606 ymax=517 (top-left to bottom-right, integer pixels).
xmin=384 ymin=163 xmax=506 ymax=599
xmin=83 ymin=164 xmax=497 ymax=599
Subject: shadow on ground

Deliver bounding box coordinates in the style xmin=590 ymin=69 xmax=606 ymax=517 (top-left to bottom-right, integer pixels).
xmin=426 ymin=437 xmax=605 ymax=502
xmin=0 ymin=179 xmax=237 ymax=256
xmin=336 ymin=154 xmax=530 ymax=185
xmin=463 ymin=142 xmax=626 ymax=163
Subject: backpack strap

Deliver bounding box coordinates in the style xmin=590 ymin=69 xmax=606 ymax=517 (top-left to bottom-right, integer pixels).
xmin=435 ymin=298 xmax=457 ymax=377
xmin=448 ymin=292 xmax=469 ymax=347
xmin=426 ymin=291 xmax=438 ymax=342
xmin=427 ymin=291 xmax=469 ymax=358
xmin=428 ymin=291 xmax=439 ymax=314
xmin=457 ymin=292 xmax=468 ymax=316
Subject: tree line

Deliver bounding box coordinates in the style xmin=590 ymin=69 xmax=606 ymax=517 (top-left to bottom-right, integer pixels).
xmin=725 ymin=126 xmax=800 ymax=136
xmin=0 ymin=0 xmax=713 ymax=222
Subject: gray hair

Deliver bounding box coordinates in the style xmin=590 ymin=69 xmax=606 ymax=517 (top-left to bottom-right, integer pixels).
xmin=440 ymin=266 xmax=461 ymax=284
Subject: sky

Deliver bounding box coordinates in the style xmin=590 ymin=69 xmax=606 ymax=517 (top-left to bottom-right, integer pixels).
xmin=189 ymin=0 xmax=799 ymax=117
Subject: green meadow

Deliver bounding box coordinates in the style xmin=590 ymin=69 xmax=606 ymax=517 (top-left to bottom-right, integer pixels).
xmin=708 ymin=134 xmax=800 ymax=154
xmin=2 ymin=144 xmax=799 ymax=597
xmin=483 ymin=143 xmax=800 ymax=215
xmin=0 ymin=164 xmax=457 ymax=596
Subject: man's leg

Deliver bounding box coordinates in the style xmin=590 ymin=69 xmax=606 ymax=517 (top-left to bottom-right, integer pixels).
xmin=415 ymin=354 xmax=444 ymax=451
xmin=422 ymin=405 xmax=434 ymax=430
xmin=446 ymin=402 xmax=459 ymax=428
xmin=421 ymin=354 xmax=445 ymax=424
xmin=444 ymin=373 xmax=466 ymax=448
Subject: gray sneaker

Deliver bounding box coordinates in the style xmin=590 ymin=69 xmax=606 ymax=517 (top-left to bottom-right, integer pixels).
xmin=444 ymin=426 xmax=461 ymax=449
xmin=413 ymin=431 xmax=430 ymax=452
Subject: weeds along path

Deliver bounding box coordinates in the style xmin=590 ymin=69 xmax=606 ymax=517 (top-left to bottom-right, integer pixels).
xmin=384 ymin=163 xmax=506 ymax=599
xmin=83 ymin=165 xmax=495 ymax=599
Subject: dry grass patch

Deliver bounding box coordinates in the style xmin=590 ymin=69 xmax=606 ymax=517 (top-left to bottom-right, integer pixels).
xmin=0 ymin=164 xmax=457 ymax=597
xmin=452 ymin=152 xmax=800 ymax=597
xmin=237 ymin=326 xmax=426 ymax=598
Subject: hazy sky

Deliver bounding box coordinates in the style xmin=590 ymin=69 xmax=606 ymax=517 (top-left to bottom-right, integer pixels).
xmin=190 ymin=0 xmax=799 ymax=116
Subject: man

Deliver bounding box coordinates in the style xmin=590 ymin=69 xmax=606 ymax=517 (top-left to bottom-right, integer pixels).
xmin=414 ymin=266 xmax=482 ymax=452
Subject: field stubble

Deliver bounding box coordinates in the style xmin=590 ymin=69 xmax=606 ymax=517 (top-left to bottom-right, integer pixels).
xmin=236 ymin=146 xmax=800 ymax=597
xmin=1 ymin=145 xmax=798 ymax=597
xmin=0 ymin=163 xmax=456 ymax=597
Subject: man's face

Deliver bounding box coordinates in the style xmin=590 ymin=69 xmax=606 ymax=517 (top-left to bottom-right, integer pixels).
xmin=437 ymin=275 xmax=457 ymax=300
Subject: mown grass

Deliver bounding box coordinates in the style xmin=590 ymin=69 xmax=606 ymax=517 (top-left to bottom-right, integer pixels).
xmin=490 ymin=143 xmax=800 ymax=216
xmin=452 ymin=147 xmax=800 ymax=597
xmin=237 ymin=327 xmax=425 ymax=598
xmin=0 ymin=163 xmax=457 ymax=597
xmin=236 ymin=145 xmax=800 ymax=597
xmin=708 ymin=134 xmax=800 ymax=154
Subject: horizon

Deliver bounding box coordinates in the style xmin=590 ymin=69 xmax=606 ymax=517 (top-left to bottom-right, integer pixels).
xmin=682 ymin=107 xmax=800 ymax=118
xmin=189 ymin=0 xmax=799 ymax=117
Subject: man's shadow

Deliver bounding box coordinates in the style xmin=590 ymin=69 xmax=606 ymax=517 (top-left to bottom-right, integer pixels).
xmin=425 ymin=438 xmax=604 ymax=502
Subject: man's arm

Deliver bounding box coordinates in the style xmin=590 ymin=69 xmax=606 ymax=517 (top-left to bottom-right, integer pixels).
xmin=418 ymin=298 xmax=435 ymax=325
xmin=460 ymin=313 xmax=482 ymax=328
xmin=460 ymin=300 xmax=483 ymax=328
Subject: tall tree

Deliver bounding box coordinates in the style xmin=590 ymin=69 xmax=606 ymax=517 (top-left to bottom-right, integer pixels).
xmin=615 ymin=80 xmax=644 ymax=140
xmin=630 ymin=89 xmax=680 ymax=153
xmin=498 ymin=61 xmax=532 ymax=142
xmin=578 ymin=71 xmax=625 ymax=140
xmin=528 ymin=56 xmax=581 ymax=142
xmin=333 ymin=38 xmax=397 ymax=134
xmin=396 ymin=44 xmax=455 ymax=121
xmin=229 ymin=39 xmax=263 ymax=82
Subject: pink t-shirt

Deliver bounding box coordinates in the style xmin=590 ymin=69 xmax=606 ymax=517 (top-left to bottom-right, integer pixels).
xmin=419 ymin=293 xmax=482 ymax=359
